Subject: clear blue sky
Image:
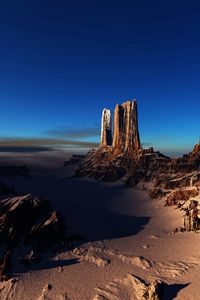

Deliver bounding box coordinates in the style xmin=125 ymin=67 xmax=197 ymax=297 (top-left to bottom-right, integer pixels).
xmin=0 ymin=0 xmax=200 ymax=156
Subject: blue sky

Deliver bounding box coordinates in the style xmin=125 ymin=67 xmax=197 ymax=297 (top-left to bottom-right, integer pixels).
xmin=0 ymin=0 xmax=200 ymax=156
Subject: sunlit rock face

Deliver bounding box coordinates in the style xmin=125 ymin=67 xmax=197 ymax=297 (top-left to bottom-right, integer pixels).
xmin=100 ymin=108 xmax=112 ymax=147
xmin=113 ymin=100 xmax=141 ymax=153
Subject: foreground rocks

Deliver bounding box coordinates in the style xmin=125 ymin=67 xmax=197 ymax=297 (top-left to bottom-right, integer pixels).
xmin=93 ymin=274 xmax=163 ymax=300
xmin=0 ymin=194 xmax=66 ymax=280
xmin=0 ymin=194 xmax=66 ymax=250
xmin=0 ymin=251 xmax=11 ymax=281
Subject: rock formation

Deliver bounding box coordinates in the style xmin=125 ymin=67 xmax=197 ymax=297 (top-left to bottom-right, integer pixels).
xmin=99 ymin=99 xmax=141 ymax=153
xmin=76 ymin=99 xmax=200 ymax=197
xmin=0 ymin=194 xmax=67 ymax=279
xmin=0 ymin=194 xmax=66 ymax=251
xmin=76 ymin=99 xmax=143 ymax=179
xmin=113 ymin=100 xmax=141 ymax=153
xmin=100 ymin=108 xmax=112 ymax=147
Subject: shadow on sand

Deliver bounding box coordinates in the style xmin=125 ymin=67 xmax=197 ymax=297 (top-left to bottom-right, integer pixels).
xmin=10 ymin=176 xmax=150 ymax=274
xmin=13 ymin=258 xmax=79 ymax=275
xmin=51 ymin=177 xmax=151 ymax=242
xmin=162 ymin=282 xmax=190 ymax=300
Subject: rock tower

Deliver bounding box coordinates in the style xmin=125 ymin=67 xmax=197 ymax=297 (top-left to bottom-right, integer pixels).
xmin=100 ymin=108 xmax=112 ymax=146
xmin=100 ymin=99 xmax=141 ymax=153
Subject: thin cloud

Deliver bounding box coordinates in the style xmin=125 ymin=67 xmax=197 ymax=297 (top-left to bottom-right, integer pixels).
xmin=0 ymin=137 xmax=98 ymax=150
xmin=0 ymin=146 xmax=54 ymax=153
xmin=46 ymin=127 xmax=100 ymax=139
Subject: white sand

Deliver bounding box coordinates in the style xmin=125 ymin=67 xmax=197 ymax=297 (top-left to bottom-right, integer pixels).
xmin=0 ymin=151 xmax=200 ymax=299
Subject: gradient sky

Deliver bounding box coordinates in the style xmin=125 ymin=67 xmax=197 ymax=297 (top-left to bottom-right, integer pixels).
xmin=0 ymin=0 xmax=200 ymax=156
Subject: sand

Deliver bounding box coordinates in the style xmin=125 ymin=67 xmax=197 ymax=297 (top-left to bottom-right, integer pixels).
xmin=0 ymin=150 xmax=200 ymax=299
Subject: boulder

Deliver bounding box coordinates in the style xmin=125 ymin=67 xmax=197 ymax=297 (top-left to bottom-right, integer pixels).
xmin=0 ymin=194 xmax=65 ymax=251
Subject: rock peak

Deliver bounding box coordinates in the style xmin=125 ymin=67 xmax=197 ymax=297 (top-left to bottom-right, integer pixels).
xmin=113 ymin=99 xmax=141 ymax=153
xmin=100 ymin=108 xmax=112 ymax=147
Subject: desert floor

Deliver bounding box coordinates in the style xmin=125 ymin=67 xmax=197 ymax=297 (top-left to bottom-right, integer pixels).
xmin=0 ymin=150 xmax=200 ymax=300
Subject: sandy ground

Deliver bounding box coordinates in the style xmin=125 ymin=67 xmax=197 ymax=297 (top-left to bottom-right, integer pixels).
xmin=0 ymin=151 xmax=200 ymax=299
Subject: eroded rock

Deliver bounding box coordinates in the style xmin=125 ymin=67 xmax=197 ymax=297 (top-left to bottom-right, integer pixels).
xmin=166 ymin=189 xmax=198 ymax=206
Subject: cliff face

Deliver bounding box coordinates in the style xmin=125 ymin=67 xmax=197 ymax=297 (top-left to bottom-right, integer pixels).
xmin=100 ymin=108 xmax=112 ymax=147
xmin=113 ymin=100 xmax=141 ymax=153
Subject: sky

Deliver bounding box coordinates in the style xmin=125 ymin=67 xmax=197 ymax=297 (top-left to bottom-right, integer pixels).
xmin=0 ymin=0 xmax=200 ymax=156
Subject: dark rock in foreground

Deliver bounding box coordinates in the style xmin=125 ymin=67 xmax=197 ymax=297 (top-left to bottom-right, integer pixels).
xmin=0 ymin=194 xmax=66 ymax=280
xmin=0 ymin=251 xmax=11 ymax=281
xmin=0 ymin=194 xmax=65 ymax=250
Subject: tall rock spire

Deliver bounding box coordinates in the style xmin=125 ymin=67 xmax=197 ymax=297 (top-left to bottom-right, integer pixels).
xmin=113 ymin=99 xmax=141 ymax=153
xmin=113 ymin=104 xmax=125 ymax=150
xmin=124 ymin=100 xmax=141 ymax=151
xmin=100 ymin=108 xmax=112 ymax=147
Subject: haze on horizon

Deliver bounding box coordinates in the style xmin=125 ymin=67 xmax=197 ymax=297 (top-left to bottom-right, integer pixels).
xmin=0 ymin=0 xmax=200 ymax=157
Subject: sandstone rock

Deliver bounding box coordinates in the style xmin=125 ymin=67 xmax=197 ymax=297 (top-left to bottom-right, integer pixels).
xmin=166 ymin=189 xmax=198 ymax=206
xmin=0 ymin=194 xmax=65 ymax=251
xmin=93 ymin=274 xmax=163 ymax=300
xmin=113 ymin=100 xmax=141 ymax=153
xmin=100 ymin=108 xmax=112 ymax=147
xmin=76 ymin=100 xmax=200 ymax=188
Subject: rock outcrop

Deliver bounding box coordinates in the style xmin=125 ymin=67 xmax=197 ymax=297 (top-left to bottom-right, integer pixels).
xmin=0 ymin=194 xmax=66 ymax=251
xmin=76 ymin=99 xmax=143 ymax=179
xmin=100 ymin=108 xmax=112 ymax=147
xmin=113 ymin=100 xmax=141 ymax=153
xmin=166 ymin=189 xmax=198 ymax=206
xmin=0 ymin=194 xmax=67 ymax=279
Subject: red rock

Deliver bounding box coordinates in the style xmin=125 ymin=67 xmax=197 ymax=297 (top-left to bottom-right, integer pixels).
xmin=113 ymin=100 xmax=141 ymax=153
